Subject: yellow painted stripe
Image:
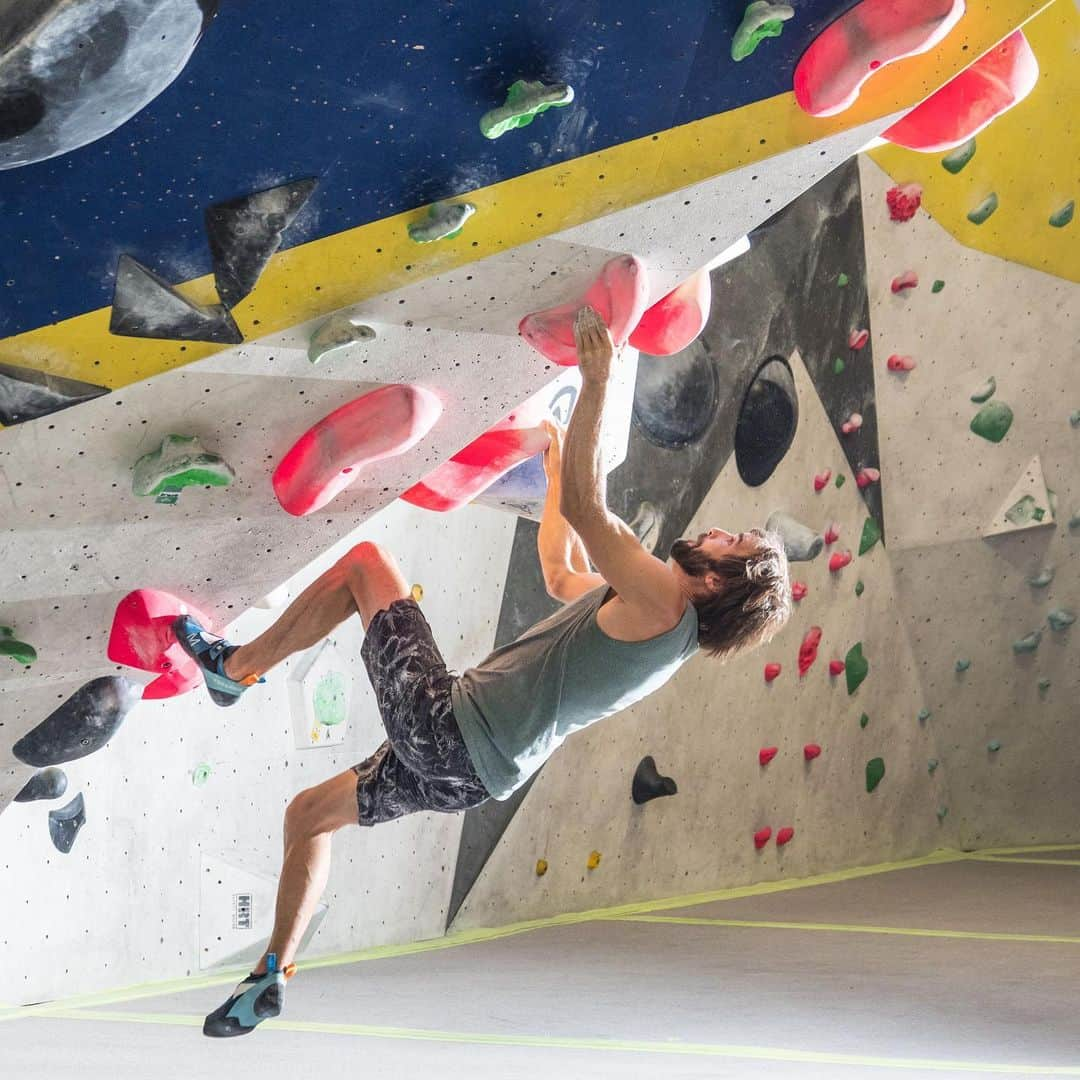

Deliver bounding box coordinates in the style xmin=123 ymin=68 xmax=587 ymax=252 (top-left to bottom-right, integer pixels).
xmin=609 ymin=914 xmax=1080 ymax=946
xmin=973 ymin=844 xmax=1080 ymax=856
xmin=966 ymin=855 xmax=1080 ymax=868
xmin=26 ymin=1008 xmax=1080 ymax=1074
xmin=0 ymin=0 xmax=1049 ymax=394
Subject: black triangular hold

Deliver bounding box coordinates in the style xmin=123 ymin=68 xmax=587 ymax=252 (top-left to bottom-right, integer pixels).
xmin=0 ymin=361 xmax=110 ymax=425
xmin=109 ymin=255 xmax=243 ymax=344
xmin=205 ymin=177 xmax=318 ymax=307
xmin=48 ymin=793 xmax=86 ymax=854
xmin=632 ymin=755 xmax=678 ymax=804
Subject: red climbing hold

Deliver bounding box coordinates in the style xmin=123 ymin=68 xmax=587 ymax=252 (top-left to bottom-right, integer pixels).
xmin=887 ymin=353 xmax=917 ymax=372
xmin=108 ymin=589 xmax=214 ymax=699
xmin=841 ymin=414 xmax=863 ymax=436
xmin=273 ymin=384 xmax=443 ymax=516
xmin=804 ymin=743 xmax=822 ymax=761
xmin=776 ymin=826 xmax=795 ymax=847
xmin=764 ymin=663 xmax=782 ymax=683
xmin=519 ymin=254 xmax=651 ymax=366
xmin=829 ymin=550 xmax=853 ymax=572
xmin=891 ymin=270 xmax=919 ymax=293
xmin=754 ymin=826 xmax=773 ymax=849
xmin=856 ymin=467 xmax=881 ymax=489
xmin=824 ymin=522 xmax=840 ymax=545
xmin=814 ymin=469 xmax=832 ymax=492
xmin=883 ymin=31 xmax=1039 ymax=152
xmin=848 ymin=329 xmax=869 ymax=350
xmin=798 ymin=626 xmax=823 ymax=676
xmin=759 ymin=746 xmax=779 ymax=766
xmin=829 ymin=659 xmax=846 ymax=676
xmin=793 ymin=0 xmax=965 ymax=118
xmin=628 ymin=268 xmax=711 ymax=356
xmin=791 ymin=581 xmax=808 ymax=602
xmin=887 ymin=183 xmax=923 ymax=222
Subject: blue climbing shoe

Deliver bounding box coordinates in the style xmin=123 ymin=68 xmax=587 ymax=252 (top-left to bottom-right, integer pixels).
xmin=203 ymin=954 xmax=296 ymax=1038
xmin=172 ymin=614 xmax=262 ymax=707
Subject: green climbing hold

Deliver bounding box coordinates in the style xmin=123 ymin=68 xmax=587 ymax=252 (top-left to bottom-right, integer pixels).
xmin=955 ymin=658 xmax=971 ymax=672
xmin=1070 ymin=411 xmax=1080 ymax=428
xmin=480 ymin=80 xmax=574 ymax=139
xmin=1028 ymin=566 xmax=1054 ymax=588
xmin=833 ymin=357 xmax=845 ymax=375
xmin=845 ymin=642 xmax=868 ymax=696
xmin=1012 ymin=630 xmax=1042 ymax=654
xmin=858 ymin=517 xmax=882 ymax=556
xmin=860 ymin=713 xmax=869 ymax=729
xmin=854 ymin=579 xmax=865 ymax=597
xmin=835 ymin=473 xmax=845 ymax=489
xmin=1047 ymin=608 xmax=1076 ymax=632
xmin=987 ymin=740 xmax=1002 ymax=753
xmin=970 ymin=401 xmax=1013 ymax=443
xmin=969 ymin=376 xmax=996 ymax=404
xmin=941 ymin=138 xmax=976 ymax=174
xmin=313 ymin=670 xmax=348 ymax=726
xmin=932 ymin=280 xmax=945 ymax=293
xmin=837 ymin=272 xmax=849 ymax=287
xmin=0 ymin=625 xmax=36 ymax=665
xmin=917 ymin=707 xmax=931 ymax=723
xmin=928 ymin=759 xmax=939 ymax=774
xmin=1070 ymin=510 xmax=1080 ymax=531
xmin=1049 ymin=201 xmax=1075 ymax=229
xmin=191 ymin=763 xmax=212 ymax=787
xmin=937 ymin=806 xmax=948 ymax=822
xmin=967 ymin=193 xmax=998 ymax=225
xmin=731 ymin=2 xmax=795 ymax=61
xmin=408 ymin=201 xmax=476 ymax=243
xmin=133 ymin=434 xmax=235 ymax=501
xmin=1005 ymin=495 xmax=1046 ymax=526
xmin=866 ymin=757 xmax=885 ymax=793
xmin=1038 ymin=678 xmax=1051 ymax=694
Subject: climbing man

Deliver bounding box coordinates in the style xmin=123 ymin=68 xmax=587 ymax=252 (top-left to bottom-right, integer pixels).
xmin=176 ymin=306 xmax=792 ymax=1037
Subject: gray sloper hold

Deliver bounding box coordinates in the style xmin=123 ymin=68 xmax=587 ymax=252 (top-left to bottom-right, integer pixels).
xmin=13 ymin=676 xmax=142 ymax=767
xmin=48 ymin=792 xmax=85 ymax=854
xmin=14 ymin=766 xmax=68 ymax=803
xmin=205 ymin=177 xmax=318 ymax=307
xmin=109 ymin=255 xmax=243 ymax=344
xmin=0 ymin=362 xmax=109 ymax=425
xmin=765 ymin=511 xmax=824 ymax=562
xmin=632 ymin=755 xmax=678 ymax=804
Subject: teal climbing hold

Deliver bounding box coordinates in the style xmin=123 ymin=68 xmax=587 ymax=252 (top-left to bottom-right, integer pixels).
xmin=0 ymin=625 xmax=36 ymax=665
xmin=969 ymin=376 xmax=996 ymax=404
xmin=967 ymin=193 xmax=998 ymax=225
xmin=133 ymin=434 xmax=234 ymax=501
xmin=866 ymin=757 xmax=885 ymax=793
xmin=480 ymin=80 xmax=574 ymax=140
xmin=941 ymin=138 xmax=976 ymax=174
xmin=408 ymin=202 xmax=476 ymax=243
xmin=845 ymin=643 xmax=868 ymax=696
xmin=955 ymin=658 xmax=971 ymax=672
xmin=1070 ymin=410 xmax=1080 ymax=428
xmin=858 ymin=517 xmax=881 ymax=556
xmin=1005 ymin=495 xmax=1047 ymax=527
xmin=932 ymin=280 xmax=945 ymax=293
xmin=987 ymin=740 xmax=1002 ymax=753
xmin=191 ymin=763 xmax=212 ymax=787
xmin=1038 ymin=678 xmax=1051 ymax=694
xmin=937 ymin=806 xmax=948 ymax=822
xmin=1070 ymin=510 xmax=1080 ymax=531
xmin=1047 ymin=608 xmax=1076 ymax=632
xmin=917 ymin=707 xmax=931 ymax=723
xmin=970 ymin=401 xmax=1013 ymax=443
xmin=1012 ymin=631 xmax=1042 ymax=654
xmin=928 ymin=759 xmax=939 ymax=774
xmin=1028 ymin=566 xmax=1054 ymax=588
xmin=837 ymin=272 xmax=849 ymax=287
xmin=731 ymin=2 xmax=795 ymax=61
xmin=1049 ymin=201 xmax=1075 ymax=229
xmin=313 ymin=670 xmax=348 ymax=726
xmin=833 ymin=357 xmax=845 ymax=375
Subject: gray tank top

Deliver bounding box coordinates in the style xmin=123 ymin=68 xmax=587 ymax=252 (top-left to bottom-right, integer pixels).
xmin=451 ymin=585 xmax=699 ymax=799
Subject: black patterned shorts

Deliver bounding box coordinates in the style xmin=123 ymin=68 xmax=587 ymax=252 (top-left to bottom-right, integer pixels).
xmin=352 ymin=598 xmax=490 ymax=826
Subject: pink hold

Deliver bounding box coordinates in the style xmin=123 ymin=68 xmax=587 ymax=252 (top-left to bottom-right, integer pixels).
xmin=856 ymin=467 xmax=881 ymax=489
xmin=776 ymin=826 xmax=795 ymax=847
xmin=791 ymin=581 xmax=808 ymax=602
xmin=764 ymin=662 xmax=782 ymax=683
xmin=882 ymin=30 xmax=1040 ymax=153
xmin=824 ymin=523 xmax=840 ymax=545
xmin=628 ymin=268 xmax=711 ymax=356
xmin=803 ymin=743 xmax=822 ymax=761
xmin=887 ymin=354 xmax=917 ymax=372
xmin=759 ymin=746 xmax=779 ymax=767
xmin=891 ymin=270 xmax=919 ymax=293
xmin=841 ymin=413 xmax=863 ymax=436
xmin=813 ymin=469 xmax=832 ymax=492
xmin=848 ymin=329 xmax=870 ymax=350
xmin=754 ymin=826 xmax=773 ymax=850
xmin=273 ymin=384 xmax=443 ymax=517
xmin=887 ymin=183 xmax=923 ymax=223
xmin=829 ymin=550 xmax=853 ymax=572
xmin=829 ymin=659 xmax=846 ymax=676
xmin=798 ymin=626 xmax=823 ymax=676
xmin=519 ymin=254 xmax=651 ymax=367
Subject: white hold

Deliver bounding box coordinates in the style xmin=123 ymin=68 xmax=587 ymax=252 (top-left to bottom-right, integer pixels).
xmin=308 ymin=314 xmax=377 ymax=364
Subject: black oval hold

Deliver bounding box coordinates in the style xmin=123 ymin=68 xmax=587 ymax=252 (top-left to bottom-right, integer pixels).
xmin=734 ymin=357 xmax=798 ymax=486
xmin=14 ymin=766 xmax=68 ymax=803
xmin=632 ymin=341 xmax=718 ymax=450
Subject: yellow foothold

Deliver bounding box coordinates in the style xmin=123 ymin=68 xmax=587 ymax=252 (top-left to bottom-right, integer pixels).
xmin=310 ymin=727 xmax=320 ymax=742
xmin=411 ymin=583 xmax=424 ymax=602
xmin=535 ymin=859 xmax=548 ymax=877
xmin=586 ymin=850 xmax=602 ymax=870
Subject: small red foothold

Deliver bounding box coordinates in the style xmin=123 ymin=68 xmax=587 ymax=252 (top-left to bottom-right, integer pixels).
xmin=798 ymin=626 xmax=823 ymax=676
xmin=891 ymin=270 xmax=919 ymax=293
xmin=804 ymin=743 xmax=822 ymax=761
xmin=829 ymin=659 xmax=846 ymax=676
xmin=791 ymin=581 xmax=808 ymax=602
xmin=754 ymin=827 xmax=773 ymax=849
xmin=848 ymin=329 xmax=870 ymax=350
xmin=813 ymin=469 xmax=832 ymax=491
xmin=840 ymin=413 xmax=863 ymax=435
xmin=764 ymin=663 xmax=782 ymax=683
xmin=759 ymin=746 xmax=779 ymax=766
xmin=887 ymin=183 xmax=923 ymax=222
xmin=887 ymin=353 xmax=917 ymax=372
xmin=856 ymin=467 xmax=881 ymax=489
xmin=824 ymin=522 xmax=840 ymax=545
xmin=776 ymin=826 xmax=795 ymax=847
xmin=829 ymin=550 xmax=852 ymax=572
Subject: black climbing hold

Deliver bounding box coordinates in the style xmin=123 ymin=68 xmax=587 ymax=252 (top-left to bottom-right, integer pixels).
xmin=110 ymin=255 xmax=243 ymax=344
xmin=13 ymin=676 xmax=141 ymax=767
xmin=0 ymin=361 xmax=110 ymax=426
xmin=48 ymin=793 xmax=86 ymax=854
xmin=14 ymin=766 xmax=68 ymax=803
xmin=632 ymin=340 xmax=719 ymax=449
xmin=734 ymin=357 xmax=798 ymax=487
xmin=205 ymin=177 xmax=318 ymax=307
xmin=632 ymin=755 xmax=678 ymax=804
